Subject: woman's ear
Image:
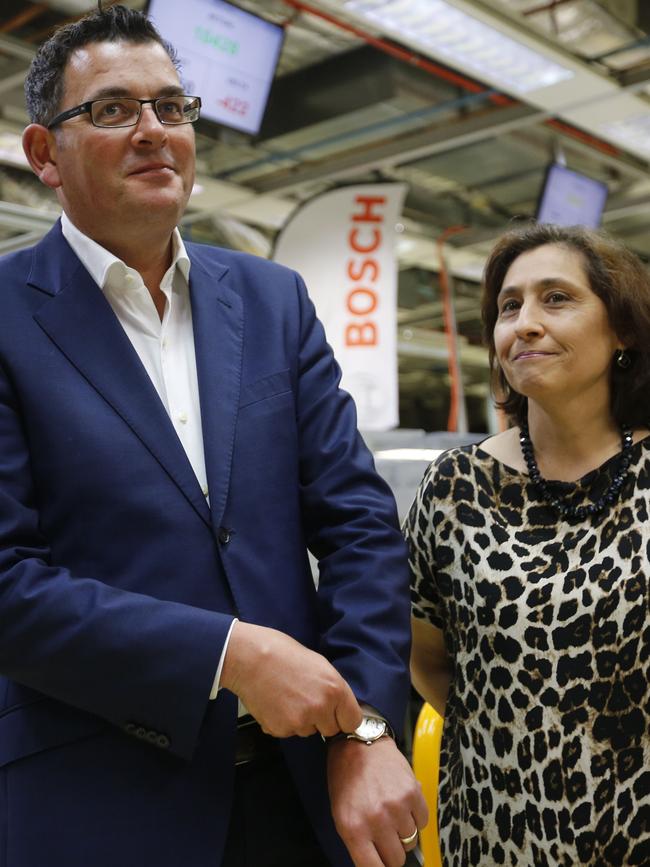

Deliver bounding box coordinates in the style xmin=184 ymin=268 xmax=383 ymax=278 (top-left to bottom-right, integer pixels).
xmin=22 ymin=123 xmax=62 ymax=189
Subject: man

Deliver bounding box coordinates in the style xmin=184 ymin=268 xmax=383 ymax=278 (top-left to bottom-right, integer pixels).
xmin=0 ymin=6 xmax=427 ymax=867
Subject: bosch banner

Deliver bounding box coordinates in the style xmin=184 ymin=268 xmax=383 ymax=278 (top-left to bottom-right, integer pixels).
xmin=273 ymin=184 xmax=407 ymax=431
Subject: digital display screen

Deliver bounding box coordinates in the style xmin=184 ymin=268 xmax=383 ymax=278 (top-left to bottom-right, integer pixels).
xmin=147 ymin=0 xmax=284 ymax=136
xmin=536 ymin=163 xmax=608 ymax=229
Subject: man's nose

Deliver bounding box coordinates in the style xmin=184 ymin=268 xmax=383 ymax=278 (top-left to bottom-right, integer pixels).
xmin=131 ymin=103 xmax=167 ymax=143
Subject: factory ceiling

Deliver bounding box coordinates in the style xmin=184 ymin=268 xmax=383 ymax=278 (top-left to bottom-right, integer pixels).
xmin=1 ymin=0 xmax=649 ymax=431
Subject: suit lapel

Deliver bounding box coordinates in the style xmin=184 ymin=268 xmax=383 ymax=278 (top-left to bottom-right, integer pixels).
xmin=187 ymin=248 xmax=243 ymax=532
xmin=29 ymin=224 xmax=211 ymax=527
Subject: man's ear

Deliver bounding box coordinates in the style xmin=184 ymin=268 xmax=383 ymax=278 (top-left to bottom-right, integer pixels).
xmin=22 ymin=123 xmax=62 ymax=189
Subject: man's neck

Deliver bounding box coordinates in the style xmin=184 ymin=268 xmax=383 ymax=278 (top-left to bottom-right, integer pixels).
xmin=63 ymin=206 xmax=177 ymax=294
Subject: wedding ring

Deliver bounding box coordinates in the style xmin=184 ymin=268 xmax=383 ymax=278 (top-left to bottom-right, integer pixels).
xmin=399 ymin=828 xmax=419 ymax=847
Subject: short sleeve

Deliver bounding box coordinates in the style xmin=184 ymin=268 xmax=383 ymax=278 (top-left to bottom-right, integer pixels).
xmin=403 ymin=459 xmax=445 ymax=629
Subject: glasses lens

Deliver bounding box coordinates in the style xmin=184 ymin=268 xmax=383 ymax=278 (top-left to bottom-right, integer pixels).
xmin=91 ymin=98 xmax=141 ymax=127
xmin=156 ymin=95 xmax=201 ymax=124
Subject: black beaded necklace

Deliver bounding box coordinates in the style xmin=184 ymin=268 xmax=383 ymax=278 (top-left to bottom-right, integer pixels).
xmin=519 ymin=419 xmax=634 ymax=521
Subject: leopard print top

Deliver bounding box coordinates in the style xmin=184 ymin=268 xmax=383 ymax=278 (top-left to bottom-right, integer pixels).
xmin=405 ymin=439 xmax=650 ymax=867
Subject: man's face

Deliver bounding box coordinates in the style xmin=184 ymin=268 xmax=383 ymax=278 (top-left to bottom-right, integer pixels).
xmin=48 ymin=39 xmax=196 ymax=241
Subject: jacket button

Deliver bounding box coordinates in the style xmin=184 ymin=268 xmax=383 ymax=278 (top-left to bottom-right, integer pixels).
xmin=156 ymin=734 xmax=171 ymax=749
xmin=218 ymin=527 xmax=231 ymax=545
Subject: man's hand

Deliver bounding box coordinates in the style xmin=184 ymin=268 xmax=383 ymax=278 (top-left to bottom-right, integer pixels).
xmin=220 ymin=621 xmax=363 ymax=738
xmin=327 ymin=737 xmax=428 ymax=867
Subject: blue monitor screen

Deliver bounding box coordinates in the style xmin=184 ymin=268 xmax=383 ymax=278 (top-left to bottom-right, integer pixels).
xmin=536 ymin=163 xmax=608 ymax=228
xmin=147 ymin=0 xmax=284 ymax=136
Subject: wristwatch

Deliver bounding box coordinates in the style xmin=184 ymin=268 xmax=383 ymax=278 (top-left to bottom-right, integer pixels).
xmin=326 ymin=715 xmax=393 ymax=746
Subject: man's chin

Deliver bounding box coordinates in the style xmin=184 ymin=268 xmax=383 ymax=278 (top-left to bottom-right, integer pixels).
xmin=127 ymin=190 xmax=187 ymax=220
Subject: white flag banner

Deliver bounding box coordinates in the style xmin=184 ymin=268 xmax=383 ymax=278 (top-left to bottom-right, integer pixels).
xmin=273 ymin=184 xmax=407 ymax=430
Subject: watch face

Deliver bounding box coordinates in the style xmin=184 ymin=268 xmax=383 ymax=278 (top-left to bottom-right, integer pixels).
xmin=355 ymin=717 xmax=387 ymax=741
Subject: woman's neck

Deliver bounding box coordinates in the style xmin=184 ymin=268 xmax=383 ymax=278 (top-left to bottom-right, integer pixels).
xmin=526 ymin=400 xmax=622 ymax=482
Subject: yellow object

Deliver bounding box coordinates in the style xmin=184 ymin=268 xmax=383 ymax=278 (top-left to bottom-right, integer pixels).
xmin=412 ymin=702 xmax=444 ymax=867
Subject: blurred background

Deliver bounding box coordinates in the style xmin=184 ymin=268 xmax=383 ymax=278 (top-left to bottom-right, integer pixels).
xmin=1 ymin=0 xmax=649 ymax=441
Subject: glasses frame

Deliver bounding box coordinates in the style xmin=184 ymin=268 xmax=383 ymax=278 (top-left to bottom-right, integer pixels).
xmin=46 ymin=95 xmax=202 ymax=130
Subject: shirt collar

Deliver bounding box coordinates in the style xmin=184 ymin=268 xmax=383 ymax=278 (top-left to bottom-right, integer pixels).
xmin=60 ymin=211 xmax=191 ymax=291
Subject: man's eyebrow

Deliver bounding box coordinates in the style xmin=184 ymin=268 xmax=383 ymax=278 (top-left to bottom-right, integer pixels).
xmin=86 ymin=85 xmax=185 ymax=101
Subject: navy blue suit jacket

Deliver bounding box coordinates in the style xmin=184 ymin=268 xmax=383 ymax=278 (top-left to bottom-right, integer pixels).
xmin=0 ymin=222 xmax=411 ymax=867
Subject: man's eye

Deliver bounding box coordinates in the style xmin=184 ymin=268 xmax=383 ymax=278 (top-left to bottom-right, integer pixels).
xmin=102 ymin=102 xmax=126 ymax=115
xmin=95 ymin=101 xmax=132 ymax=120
xmin=158 ymin=101 xmax=183 ymax=117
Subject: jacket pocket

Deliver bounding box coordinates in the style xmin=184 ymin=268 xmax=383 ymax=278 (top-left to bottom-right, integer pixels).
xmin=239 ymin=369 xmax=292 ymax=409
xmin=0 ymin=697 xmax=107 ymax=769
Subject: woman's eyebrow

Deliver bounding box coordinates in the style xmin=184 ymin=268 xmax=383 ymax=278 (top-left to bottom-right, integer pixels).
xmin=498 ymin=276 xmax=578 ymax=297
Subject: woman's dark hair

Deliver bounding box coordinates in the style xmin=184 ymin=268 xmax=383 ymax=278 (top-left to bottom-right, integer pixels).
xmin=25 ymin=5 xmax=179 ymax=127
xmin=481 ymin=222 xmax=650 ymax=427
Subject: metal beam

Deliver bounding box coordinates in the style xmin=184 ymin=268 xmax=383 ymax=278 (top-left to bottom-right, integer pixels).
xmin=250 ymin=103 xmax=546 ymax=195
xmin=0 ymin=229 xmax=44 ymax=254
xmin=0 ymin=201 xmax=58 ymax=233
xmin=0 ymin=33 xmax=36 ymax=63
xmin=0 ymin=67 xmax=27 ymax=96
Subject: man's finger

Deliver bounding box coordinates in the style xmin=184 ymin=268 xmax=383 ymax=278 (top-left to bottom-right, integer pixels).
xmin=373 ymin=831 xmax=409 ymax=867
xmin=396 ymin=823 xmax=419 ymax=851
xmin=334 ymin=687 xmax=363 ymax=733
xmin=412 ymin=792 xmax=429 ymax=833
xmin=344 ymin=838 xmax=386 ymax=867
xmin=317 ymin=713 xmax=342 ymax=739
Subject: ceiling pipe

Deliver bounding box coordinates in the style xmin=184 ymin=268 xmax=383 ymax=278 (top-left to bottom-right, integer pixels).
xmin=437 ymin=225 xmax=468 ymax=433
xmin=521 ymin=0 xmax=574 ymax=16
xmin=0 ymin=3 xmax=49 ymax=34
xmin=217 ymin=88 xmax=500 ymax=181
xmin=26 ymin=0 xmax=120 ymax=43
xmin=283 ymin=0 xmax=512 ymax=106
xmin=284 ymin=0 xmax=625 ymax=161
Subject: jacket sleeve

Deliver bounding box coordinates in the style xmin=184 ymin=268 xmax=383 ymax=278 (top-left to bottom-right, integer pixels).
xmin=0 ymin=356 xmax=232 ymax=760
xmin=292 ymin=272 xmax=412 ymax=738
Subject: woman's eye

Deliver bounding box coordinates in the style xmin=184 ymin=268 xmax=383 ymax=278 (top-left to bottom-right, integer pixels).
xmin=499 ymin=299 xmax=519 ymax=313
xmin=547 ymin=292 xmax=568 ymax=304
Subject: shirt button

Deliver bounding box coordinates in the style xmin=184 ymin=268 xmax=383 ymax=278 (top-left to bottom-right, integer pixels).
xmin=178 ymin=412 xmax=188 ymax=424
xmin=202 ymin=485 xmax=209 ymax=497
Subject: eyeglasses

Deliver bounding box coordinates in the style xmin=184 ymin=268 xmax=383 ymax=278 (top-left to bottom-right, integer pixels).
xmin=47 ymin=95 xmax=202 ymax=129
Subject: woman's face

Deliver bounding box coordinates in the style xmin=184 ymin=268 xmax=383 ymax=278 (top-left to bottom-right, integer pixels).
xmin=493 ymin=243 xmax=621 ymax=409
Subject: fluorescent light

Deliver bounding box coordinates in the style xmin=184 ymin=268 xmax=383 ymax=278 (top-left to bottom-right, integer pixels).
xmin=598 ymin=114 xmax=650 ymax=159
xmin=374 ymin=448 xmax=443 ymax=461
xmin=344 ymin=0 xmax=574 ymax=95
xmin=397 ymin=236 xmax=417 ymax=253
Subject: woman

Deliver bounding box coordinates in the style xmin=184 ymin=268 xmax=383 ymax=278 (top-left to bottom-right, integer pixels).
xmin=405 ymin=223 xmax=650 ymax=867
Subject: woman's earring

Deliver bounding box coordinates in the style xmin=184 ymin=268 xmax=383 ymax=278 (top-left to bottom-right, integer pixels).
xmin=615 ymin=349 xmax=631 ymax=370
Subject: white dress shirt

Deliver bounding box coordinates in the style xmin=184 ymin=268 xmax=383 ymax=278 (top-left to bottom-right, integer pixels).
xmin=61 ymin=213 xmax=234 ymax=701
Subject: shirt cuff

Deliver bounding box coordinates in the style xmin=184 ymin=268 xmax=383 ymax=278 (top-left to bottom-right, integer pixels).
xmin=209 ymin=617 xmax=238 ymax=700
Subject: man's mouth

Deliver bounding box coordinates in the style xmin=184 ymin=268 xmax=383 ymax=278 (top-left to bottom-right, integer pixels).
xmin=129 ymin=163 xmax=174 ymax=175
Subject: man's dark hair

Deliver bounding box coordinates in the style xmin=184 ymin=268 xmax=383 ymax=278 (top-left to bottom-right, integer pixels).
xmin=481 ymin=221 xmax=650 ymax=428
xmin=25 ymin=4 xmax=179 ymax=126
